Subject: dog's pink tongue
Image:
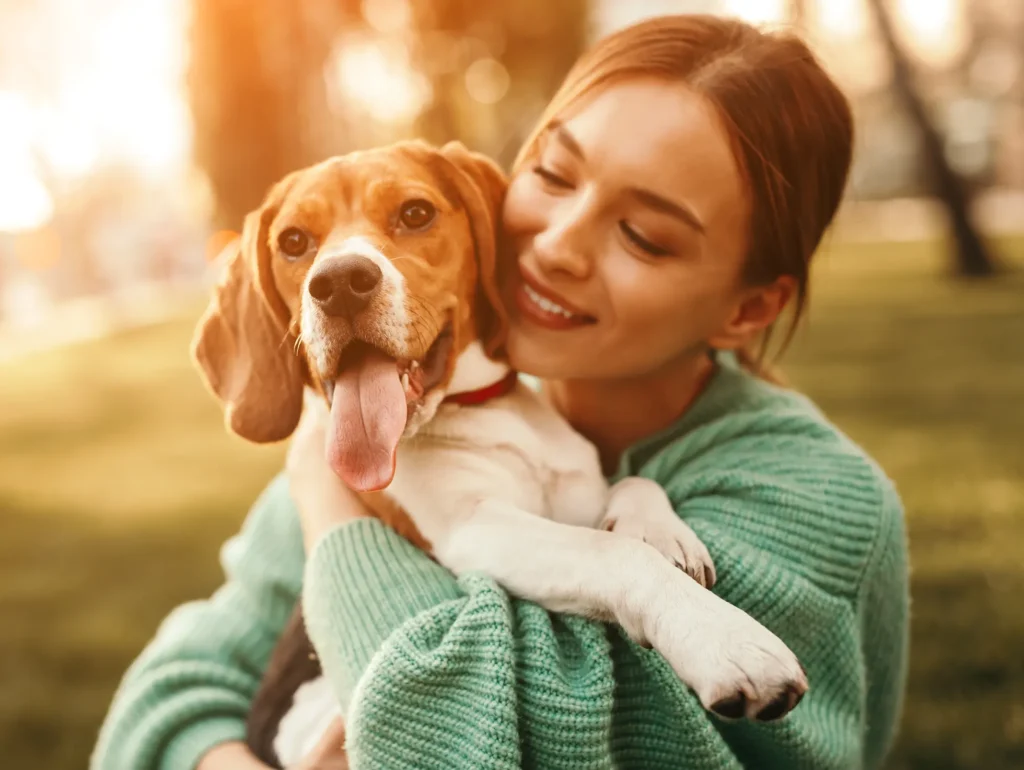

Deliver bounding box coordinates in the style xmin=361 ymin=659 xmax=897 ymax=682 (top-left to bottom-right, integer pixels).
xmin=327 ymin=349 xmax=407 ymax=492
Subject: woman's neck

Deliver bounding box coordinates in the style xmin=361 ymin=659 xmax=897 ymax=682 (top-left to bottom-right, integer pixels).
xmin=544 ymin=353 xmax=716 ymax=474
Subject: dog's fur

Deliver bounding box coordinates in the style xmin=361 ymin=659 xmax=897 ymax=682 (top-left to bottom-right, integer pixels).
xmin=192 ymin=141 xmax=807 ymax=767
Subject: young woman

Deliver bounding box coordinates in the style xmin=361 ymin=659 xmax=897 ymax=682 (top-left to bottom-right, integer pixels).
xmin=93 ymin=15 xmax=908 ymax=770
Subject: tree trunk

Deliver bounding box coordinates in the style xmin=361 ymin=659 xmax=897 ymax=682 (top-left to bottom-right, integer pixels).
xmin=865 ymin=0 xmax=998 ymax=276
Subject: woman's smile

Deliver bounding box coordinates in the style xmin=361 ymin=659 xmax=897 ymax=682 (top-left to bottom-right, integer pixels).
xmin=512 ymin=264 xmax=597 ymax=331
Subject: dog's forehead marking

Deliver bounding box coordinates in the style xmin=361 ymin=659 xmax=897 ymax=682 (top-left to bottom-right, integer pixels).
xmin=321 ymin=236 xmax=401 ymax=284
xmin=283 ymin=149 xmax=457 ymax=233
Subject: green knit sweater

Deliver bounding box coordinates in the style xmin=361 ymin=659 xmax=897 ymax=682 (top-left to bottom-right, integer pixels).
xmin=91 ymin=361 xmax=909 ymax=770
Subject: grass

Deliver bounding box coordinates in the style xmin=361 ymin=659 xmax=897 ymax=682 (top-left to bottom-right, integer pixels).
xmin=1 ymin=236 xmax=1022 ymax=768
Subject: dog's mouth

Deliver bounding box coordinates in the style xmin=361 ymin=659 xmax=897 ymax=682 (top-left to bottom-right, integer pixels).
xmin=321 ymin=324 xmax=453 ymax=493
xmin=323 ymin=324 xmax=453 ymax=410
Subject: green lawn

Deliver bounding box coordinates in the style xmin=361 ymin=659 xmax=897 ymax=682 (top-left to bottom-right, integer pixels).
xmin=1 ymin=237 xmax=1022 ymax=769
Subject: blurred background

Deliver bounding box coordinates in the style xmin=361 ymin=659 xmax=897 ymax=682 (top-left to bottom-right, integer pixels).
xmin=1 ymin=0 xmax=1022 ymax=767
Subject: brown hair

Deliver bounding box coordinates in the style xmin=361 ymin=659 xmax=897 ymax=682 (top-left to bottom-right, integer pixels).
xmin=514 ymin=15 xmax=854 ymax=381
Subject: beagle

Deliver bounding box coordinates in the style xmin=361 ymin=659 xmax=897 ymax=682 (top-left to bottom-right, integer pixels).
xmin=191 ymin=141 xmax=808 ymax=767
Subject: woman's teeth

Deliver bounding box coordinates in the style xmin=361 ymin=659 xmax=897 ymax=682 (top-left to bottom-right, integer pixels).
xmin=523 ymin=283 xmax=577 ymax=319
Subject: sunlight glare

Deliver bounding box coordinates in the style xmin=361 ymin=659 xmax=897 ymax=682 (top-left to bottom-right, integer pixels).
xmin=895 ymin=0 xmax=967 ymax=68
xmin=816 ymin=0 xmax=867 ymax=38
xmin=50 ymin=0 xmax=190 ymax=177
xmin=721 ymin=0 xmax=787 ymax=25
xmin=330 ymin=40 xmax=432 ymax=124
xmin=1 ymin=0 xmax=190 ymax=182
xmin=0 ymin=92 xmax=54 ymax=232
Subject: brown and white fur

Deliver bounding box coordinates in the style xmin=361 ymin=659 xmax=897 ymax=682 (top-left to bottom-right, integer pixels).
xmin=191 ymin=141 xmax=808 ymax=768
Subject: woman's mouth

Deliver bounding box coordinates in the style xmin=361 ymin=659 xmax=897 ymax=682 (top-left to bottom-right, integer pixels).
xmin=515 ymin=272 xmax=596 ymax=331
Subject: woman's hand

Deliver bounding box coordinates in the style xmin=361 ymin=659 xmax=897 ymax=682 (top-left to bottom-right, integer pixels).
xmin=195 ymin=717 xmax=348 ymax=770
xmin=289 ymin=717 xmax=349 ymax=769
xmin=286 ymin=408 xmax=369 ymax=553
xmin=196 ymin=741 xmax=273 ymax=770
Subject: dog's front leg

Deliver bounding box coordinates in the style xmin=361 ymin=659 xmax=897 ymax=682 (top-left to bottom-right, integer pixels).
xmin=432 ymin=498 xmax=808 ymax=721
xmin=600 ymin=477 xmax=717 ymax=589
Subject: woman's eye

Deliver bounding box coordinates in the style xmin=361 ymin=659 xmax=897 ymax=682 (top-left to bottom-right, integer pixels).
xmin=278 ymin=227 xmax=311 ymax=259
xmin=620 ymin=222 xmax=671 ymax=257
xmin=532 ymin=165 xmax=573 ymax=189
xmin=399 ymin=198 xmax=436 ymax=230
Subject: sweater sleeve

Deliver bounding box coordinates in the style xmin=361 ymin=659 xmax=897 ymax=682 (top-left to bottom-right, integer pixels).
xmin=302 ymin=433 xmax=908 ymax=770
xmin=90 ymin=473 xmax=305 ymax=770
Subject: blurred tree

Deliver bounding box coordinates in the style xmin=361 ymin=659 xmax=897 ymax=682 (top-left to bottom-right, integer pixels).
xmin=865 ymin=0 xmax=998 ymax=276
xmin=186 ymin=0 xmax=587 ymax=228
xmin=395 ymin=0 xmax=588 ymax=166
xmin=187 ymin=0 xmax=358 ymax=227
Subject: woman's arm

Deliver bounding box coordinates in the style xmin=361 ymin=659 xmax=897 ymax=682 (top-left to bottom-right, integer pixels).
xmin=197 ymin=742 xmax=271 ymax=770
xmin=197 ymin=719 xmax=349 ymax=770
xmin=299 ymin=435 xmax=908 ymax=769
xmin=90 ymin=474 xmax=305 ymax=770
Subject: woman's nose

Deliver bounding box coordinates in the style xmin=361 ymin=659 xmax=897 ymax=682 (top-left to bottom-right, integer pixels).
xmin=532 ymin=202 xmax=593 ymax=279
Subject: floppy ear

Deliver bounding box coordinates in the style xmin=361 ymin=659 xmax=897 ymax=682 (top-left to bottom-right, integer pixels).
xmin=191 ymin=177 xmax=305 ymax=443
xmin=438 ymin=141 xmax=510 ymax=359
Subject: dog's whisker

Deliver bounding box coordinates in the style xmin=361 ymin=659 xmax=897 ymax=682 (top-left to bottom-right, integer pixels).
xmin=276 ymin=328 xmax=304 ymax=360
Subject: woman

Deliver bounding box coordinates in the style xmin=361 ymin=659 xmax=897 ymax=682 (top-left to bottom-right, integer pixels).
xmin=92 ymin=14 xmax=908 ymax=770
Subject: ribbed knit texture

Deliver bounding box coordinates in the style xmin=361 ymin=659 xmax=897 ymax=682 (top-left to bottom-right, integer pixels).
xmin=91 ymin=360 xmax=909 ymax=770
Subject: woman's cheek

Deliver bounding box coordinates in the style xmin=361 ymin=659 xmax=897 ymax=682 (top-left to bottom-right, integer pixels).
xmin=615 ymin=266 xmax=701 ymax=339
xmin=501 ymin=175 xmax=546 ymax=237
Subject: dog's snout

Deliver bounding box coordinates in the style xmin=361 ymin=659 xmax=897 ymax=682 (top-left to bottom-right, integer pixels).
xmin=308 ymin=256 xmax=383 ymax=317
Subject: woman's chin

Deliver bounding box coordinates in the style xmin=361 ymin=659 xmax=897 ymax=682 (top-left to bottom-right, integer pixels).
xmin=505 ymin=324 xmax=586 ymax=379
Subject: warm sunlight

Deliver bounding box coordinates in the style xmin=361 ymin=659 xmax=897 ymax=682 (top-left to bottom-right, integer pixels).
xmin=0 ymin=0 xmax=190 ymax=232
xmin=816 ymin=0 xmax=867 ymax=38
xmin=0 ymin=92 xmax=54 ymax=232
xmin=47 ymin=1 xmax=190 ymax=177
xmin=329 ymin=38 xmax=433 ymax=124
xmin=721 ymin=0 xmax=787 ymax=25
xmin=895 ymin=0 xmax=967 ymax=68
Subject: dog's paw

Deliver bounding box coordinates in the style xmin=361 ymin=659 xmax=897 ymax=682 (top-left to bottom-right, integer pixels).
xmin=648 ymin=578 xmax=808 ymax=722
xmin=602 ymin=477 xmax=716 ymax=588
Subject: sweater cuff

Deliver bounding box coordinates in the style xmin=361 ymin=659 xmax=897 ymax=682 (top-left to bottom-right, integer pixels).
xmin=302 ymin=518 xmax=463 ymax=709
xmin=160 ymin=716 xmax=247 ymax=770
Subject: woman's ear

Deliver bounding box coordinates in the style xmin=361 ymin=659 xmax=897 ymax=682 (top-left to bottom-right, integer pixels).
xmin=191 ymin=175 xmax=306 ymax=443
xmin=437 ymin=141 xmax=510 ymax=359
xmin=707 ymin=275 xmax=797 ymax=352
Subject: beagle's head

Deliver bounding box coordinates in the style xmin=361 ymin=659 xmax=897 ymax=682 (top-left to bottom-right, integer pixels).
xmin=192 ymin=140 xmax=509 ymax=491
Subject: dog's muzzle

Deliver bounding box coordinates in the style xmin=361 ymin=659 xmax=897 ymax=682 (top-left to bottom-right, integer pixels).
xmin=307 ymin=255 xmax=383 ymax=319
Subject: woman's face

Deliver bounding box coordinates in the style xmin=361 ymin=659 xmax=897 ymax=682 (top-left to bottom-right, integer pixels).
xmin=501 ymin=78 xmax=764 ymax=381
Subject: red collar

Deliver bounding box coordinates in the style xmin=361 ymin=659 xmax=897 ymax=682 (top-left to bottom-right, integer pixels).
xmin=443 ymin=371 xmax=519 ymax=407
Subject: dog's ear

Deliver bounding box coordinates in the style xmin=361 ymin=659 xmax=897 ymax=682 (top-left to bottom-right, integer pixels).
xmin=191 ymin=175 xmax=305 ymax=443
xmin=438 ymin=141 xmax=510 ymax=359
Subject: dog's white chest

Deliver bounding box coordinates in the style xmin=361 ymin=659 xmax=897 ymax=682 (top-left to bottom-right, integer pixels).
xmin=387 ymin=388 xmax=609 ymax=534
xmin=273 ymin=675 xmax=342 ymax=767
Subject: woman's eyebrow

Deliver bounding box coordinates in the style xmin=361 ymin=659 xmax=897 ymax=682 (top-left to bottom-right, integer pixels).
xmin=544 ymin=121 xmax=704 ymax=234
xmin=547 ymin=121 xmax=586 ymax=160
xmin=626 ymin=187 xmax=706 ymax=234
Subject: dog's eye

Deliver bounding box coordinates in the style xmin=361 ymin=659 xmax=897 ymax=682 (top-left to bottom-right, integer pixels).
xmin=399 ymin=199 xmax=436 ymax=230
xmin=278 ymin=227 xmax=310 ymax=258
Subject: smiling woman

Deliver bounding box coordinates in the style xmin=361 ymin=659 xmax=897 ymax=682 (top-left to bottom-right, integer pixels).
xmin=92 ymin=14 xmax=908 ymax=770
xmin=501 ymin=79 xmax=758 ymax=383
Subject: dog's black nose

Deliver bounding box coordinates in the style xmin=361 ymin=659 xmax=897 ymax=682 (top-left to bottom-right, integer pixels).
xmin=308 ymin=256 xmax=383 ymax=318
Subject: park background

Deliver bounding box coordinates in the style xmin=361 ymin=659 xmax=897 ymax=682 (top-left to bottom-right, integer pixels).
xmin=1 ymin=0 xmax=1022 ymax=767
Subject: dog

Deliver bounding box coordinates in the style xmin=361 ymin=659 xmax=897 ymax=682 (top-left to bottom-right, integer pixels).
xmin=191 ymin=140 xmax=808 ymax=767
